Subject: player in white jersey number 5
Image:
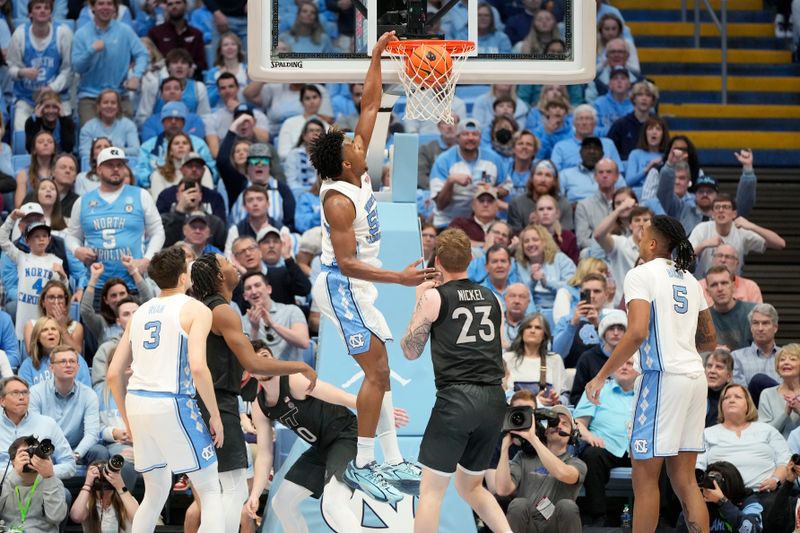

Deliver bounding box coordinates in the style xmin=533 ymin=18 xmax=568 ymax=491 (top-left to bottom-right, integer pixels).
xmin=585 ymin=215 xmax=717 ymax=533
xmin=108 ymin=246 xmax=226 ymax=533
xmin=308 ymin=31 xmax=437 ymax=503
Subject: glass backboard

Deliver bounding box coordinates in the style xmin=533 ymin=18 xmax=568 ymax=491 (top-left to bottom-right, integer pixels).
xmin=248 ymin=0 xmax=596 ymax=85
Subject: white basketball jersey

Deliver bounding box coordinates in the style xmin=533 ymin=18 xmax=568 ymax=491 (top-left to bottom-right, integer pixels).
xmin=319 ymin=174 xmax=382 ymax=269
xmin=15 ymin=253 xmax=63 ymax=340
xmin=127 ymin=293 xmax=194 ymax=395
xmin=623 ymin=258 xmax=708 ymax=375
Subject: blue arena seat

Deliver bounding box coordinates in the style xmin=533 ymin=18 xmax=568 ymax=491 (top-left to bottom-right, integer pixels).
xmin=12 ymin=154 xmax=30 ymax=174
xmin=12 ymin=131 xmax=26 ymax=155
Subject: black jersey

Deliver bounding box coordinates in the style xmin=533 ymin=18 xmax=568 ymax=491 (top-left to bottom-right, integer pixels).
xmin=258 ymin=376 xmax=356 ymax=450
xmin=202 ymin=294 xmax=244 ymax=396
xmin=429 ymin=278 xmax=504 ymax=389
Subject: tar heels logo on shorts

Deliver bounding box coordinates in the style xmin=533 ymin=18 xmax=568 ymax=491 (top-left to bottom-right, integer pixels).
xmin=633 ymin=439 xmax=648 ymax=454
xmin=201 ymin=444 xmax=215 ymax=461
xmin=348 ymin=333 xmax=366 ymax=349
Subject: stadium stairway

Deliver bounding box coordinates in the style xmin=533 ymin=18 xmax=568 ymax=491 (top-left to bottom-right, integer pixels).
xmin=617 ymin=0 xmax=800 ymax=167
xmin=712 ymin=166 xmax=800 ymax=345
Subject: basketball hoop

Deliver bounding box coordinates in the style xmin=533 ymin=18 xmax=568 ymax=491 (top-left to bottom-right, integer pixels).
xmin=385 ymin=40 xmax=475 ymax=124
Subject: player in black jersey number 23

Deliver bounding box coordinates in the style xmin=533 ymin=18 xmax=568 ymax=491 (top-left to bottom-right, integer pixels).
xmin=401 ymin=229 xmax=513 ymax=533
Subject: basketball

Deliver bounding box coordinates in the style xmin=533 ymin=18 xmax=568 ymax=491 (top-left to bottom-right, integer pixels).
xmin=406 ymin=44 xmax=453 ymax=88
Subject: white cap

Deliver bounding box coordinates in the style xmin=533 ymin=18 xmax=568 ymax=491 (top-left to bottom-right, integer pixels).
xmin=19 ymin=202 xmax=44 ymax=218
xmin=598 ymin=309 xmax=628 ymax=339
xmin=97 ymin=147 xmax=126 ymax=166
xmin=256 ymin=225 xmax=281 ymax=243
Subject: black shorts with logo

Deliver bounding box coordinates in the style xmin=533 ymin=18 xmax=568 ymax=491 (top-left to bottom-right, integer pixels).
xmin=418 ymin=383 xmax=507 ymax=474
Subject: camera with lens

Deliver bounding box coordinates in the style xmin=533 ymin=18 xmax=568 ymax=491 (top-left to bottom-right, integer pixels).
xmin=20 ymin=437 xmax=54 ymax=473
xmin=91 ymin=455 xmax=125 ymax=492
xmin=695 ymin=468 xmax=724 ymax=490
xmin=502 ymin=407 xmax=562 ymax=457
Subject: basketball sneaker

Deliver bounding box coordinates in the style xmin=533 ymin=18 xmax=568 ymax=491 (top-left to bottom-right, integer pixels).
xmin=343 ymin=460 xmax=404 ymax=503
xmin=380 ymin=461 xmax=422 ymax=496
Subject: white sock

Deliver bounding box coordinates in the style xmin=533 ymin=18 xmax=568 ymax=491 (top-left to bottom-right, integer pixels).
xmin=356 ymin=436 xmax=375 ymax=467
xmin=376 ymin=391 xmax=404 ymax=465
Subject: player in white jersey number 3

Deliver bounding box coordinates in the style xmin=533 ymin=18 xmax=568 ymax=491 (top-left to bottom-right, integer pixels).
xmin=108 ymin=246 xmax=226 ymax=533
xmin=585 ymin=215 xmax=717 ymax=533
xmin=308 ymin=31 xmax=436 ymax=503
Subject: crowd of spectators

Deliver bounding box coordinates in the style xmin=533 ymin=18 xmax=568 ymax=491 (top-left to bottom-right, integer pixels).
xmin=0 ymin=0 xmax=793 ymax=531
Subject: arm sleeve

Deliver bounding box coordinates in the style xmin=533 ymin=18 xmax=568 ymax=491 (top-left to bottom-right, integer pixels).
xmin=40 ymin=475 xmax=68 ymax=525
xmin=49 ymin=25 xmax=73 ymax=94
xmin=0 ymin=350 xmax=13 ymax=378
xmin=141 ymin=189 xmax=166 ymax=259
xmin=656 ymin=165 xmax=683 ymax=218
xmin=195 ymin=81 xmax=211 ymax=116
xmin=70 ymin=31 xmax=95 ymax=74
xmin=128 ymin=28 xmax=150 ymax=77
xmin=768 ymin=425 xmax=792 ymax=464
xmin=75 ymin=392 xmax=100 ymax=457
xmin=285 ymin=258 xmax=312 ymax=297
xmin=135 ymin=271 xmax=155 ymax=301
xmin=552 ymin=317 xmax=577 ymax=359
xmin=123 ymin=118 xmax=141 ymax=157
xmin=6 ymin=28 xmax=25 ymax=77
xmin=216 ymin=131 xmax=248 ymax=203
xmin=79 ymin=287 xmax=106 ymax=342
xmin=0 ymin=314 xmax=20 ymax=371
xmin=573 ymin=202 xmax=592 ymax=249
xmin=757 ymin=390 xmax=788 ymax=432
xmin=547 ymin=254 xmax=576 ymax=292
xmin=0 ymin=216 xmax=21 ymax=262
xmin=64 ymin=200 xmax=84 ymax=253
xmin=734 ymin=169 xmax=757 ymax=217
xmin=623 ymin=266 xmax=652 ymax=304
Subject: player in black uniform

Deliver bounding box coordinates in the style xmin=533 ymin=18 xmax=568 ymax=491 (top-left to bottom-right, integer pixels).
xmin=401 ymin=228 xmax=513 ymax=533
xmin=188 ymin=253 xmax=318 ymax=532
xmin=245 ymin=340 xmax=409 ymax=532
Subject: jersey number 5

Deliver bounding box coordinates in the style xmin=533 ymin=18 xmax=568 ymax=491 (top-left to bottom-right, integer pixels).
xmin=672 ymin=285 xmax=688 ymax=314
xmin=452 ymin=305 xmax=495 ymax=344
xmin=143 ymin=320 xmax=162 ymax=349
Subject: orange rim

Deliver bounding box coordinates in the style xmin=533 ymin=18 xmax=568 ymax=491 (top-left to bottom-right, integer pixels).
xmin=385 ymin=40 xmax=475 ymax=57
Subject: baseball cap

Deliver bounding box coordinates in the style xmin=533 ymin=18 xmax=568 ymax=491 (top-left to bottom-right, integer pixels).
xmin=598 ymin=309 xmax=628 ymax=339
xmin=179 ymin=151 xmax=205 ymax=168
xmin=456 ymin=118 xmax=481 ymax=135
xmin=185 ymin=210 xmax=209 ymax=226
xmin=25 ymin=220 xmax=51 ymax=238
xmin=695 ymin=174 xmax=719 ymax=191
xmin=581 ymin=136 xmax=603 ymax=149
xmin=256 ymin=225 xmax=281 ymax=242
xmin=233 ymin=103 xmax=255 ymax=119
xmin=548 ymin=405 xmax=574 ymax=430
xmin=19 ymin=202 xmax=44 ymax=219
xmin=473 ymin=187 xmax=498 ymax=200
xmin=609 ymin=65 xmax=630 ymax=79
xmin=161 ymin=101 xmax=188 ymax=122
xmin=97 ymin=147 xmax=126 ymax=166
xmin=248 ymin=143 xmax=272 ymax=160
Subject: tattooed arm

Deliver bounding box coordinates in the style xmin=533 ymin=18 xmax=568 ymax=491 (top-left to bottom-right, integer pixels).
xmin=695 ymin=309 xmax=717 ymax=353
xmin=401 ymin=282 xmax=442 ymax=360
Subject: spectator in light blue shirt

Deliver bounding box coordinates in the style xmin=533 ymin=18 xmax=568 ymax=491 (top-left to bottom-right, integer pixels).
xmin=533 ymin=98 xmax=573 ymax=160
xmin=573 ymin=356 xmax=637 ymax=526
xmin=29 ymin=345 xmax=108 ymax=466
xmin=591 ymin=66 xmax=634 ymax=136
xmin=18 ymin=318 xmax=92 ymax=388
xmin=625 ymin=116 xmax=669 ymax=192
xmin=560 ymin=137 xmax=625 ymax=204
xmin=71 ymin=0 xmax=149 ymax=124
xmin=551 ymin=105 xmax=622 ymax=172
xmin=278 ymin=0 xmax=335 ymax=53
xmin=477 ymin=3 xmax=512 ymax=54
xmin=0 ymin=376 xmax=76 ymax=480
xmin=0 ymin=312 xmax=20 ymax=372
xmin=77 ymin=88 xmax=140 ymax=159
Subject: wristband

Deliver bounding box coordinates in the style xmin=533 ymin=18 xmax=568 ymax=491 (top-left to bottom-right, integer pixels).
xmin=81 ymin=487 xmax=91 ymax=493
xmin=771 ymin=475 xmax=781 ymax=485
xmin=117 ymin=486 xmax=129 ymax=495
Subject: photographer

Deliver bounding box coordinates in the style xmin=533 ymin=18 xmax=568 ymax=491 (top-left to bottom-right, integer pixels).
xmin=0 ymin=436 xmax=67 ymax=532
xmin=677 ymin=461 xmax=763 ymax=533
xmin=495 ymin=405 xmax=586 ymax=533
xmin=763 ymin=455 xmax=800 ymax=532
xmin=70 ymin=459 xmax=139 ymax=533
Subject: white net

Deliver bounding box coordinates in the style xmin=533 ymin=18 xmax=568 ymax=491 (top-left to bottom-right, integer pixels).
xmin=386 ymin=42 xmax=473 ymax=124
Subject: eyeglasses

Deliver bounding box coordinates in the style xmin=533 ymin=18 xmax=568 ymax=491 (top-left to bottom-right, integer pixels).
xmin=248 ymin=157 xmax=271 ymax=166
xmin=713 ymin=253 xmax=738 ymax=261
xmin=52 ymin=359 xmax=78 ymax=367
xmin=234 ymin=245 xmax=259 ymax=257
xmin=45 ymin=295 xmax=66 ymax=302
xmin=713 ymin=204 xmax=733 ymax=212
xmin=4 ymin=390 xmax=30 ymax=398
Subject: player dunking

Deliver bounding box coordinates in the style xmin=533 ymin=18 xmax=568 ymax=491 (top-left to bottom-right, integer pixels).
xmin=185 ymin=252 xmax=318 ymax=533
xmin=107 ymin=246 xmax=225 ymax=533
xmin=308 ymin=30 xmax=436 ymax=502
xmin=401 ymin=229 xmax=513 ymax=533
xmin=585 ymin=215 xmax=717 ymax=533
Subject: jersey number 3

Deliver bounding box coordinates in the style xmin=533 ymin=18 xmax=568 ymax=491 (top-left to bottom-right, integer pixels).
xmin=452 ymin=305 xmax=495 ymax=344
xmin=672 ymin=285 xmax=688 ymax=314
xmin=143 ymin=320 xmax=162 ymax=349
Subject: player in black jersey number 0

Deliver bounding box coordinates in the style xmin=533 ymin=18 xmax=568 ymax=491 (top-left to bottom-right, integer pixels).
xmin=401 ymin=229 xmax=513 ymax=533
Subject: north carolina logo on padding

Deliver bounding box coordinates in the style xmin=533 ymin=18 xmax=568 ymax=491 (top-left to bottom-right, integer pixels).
xmin=348 ymin=333 xmax=365 ymax=349
xmin=633 ymin=439 xmax=648 ymax=454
